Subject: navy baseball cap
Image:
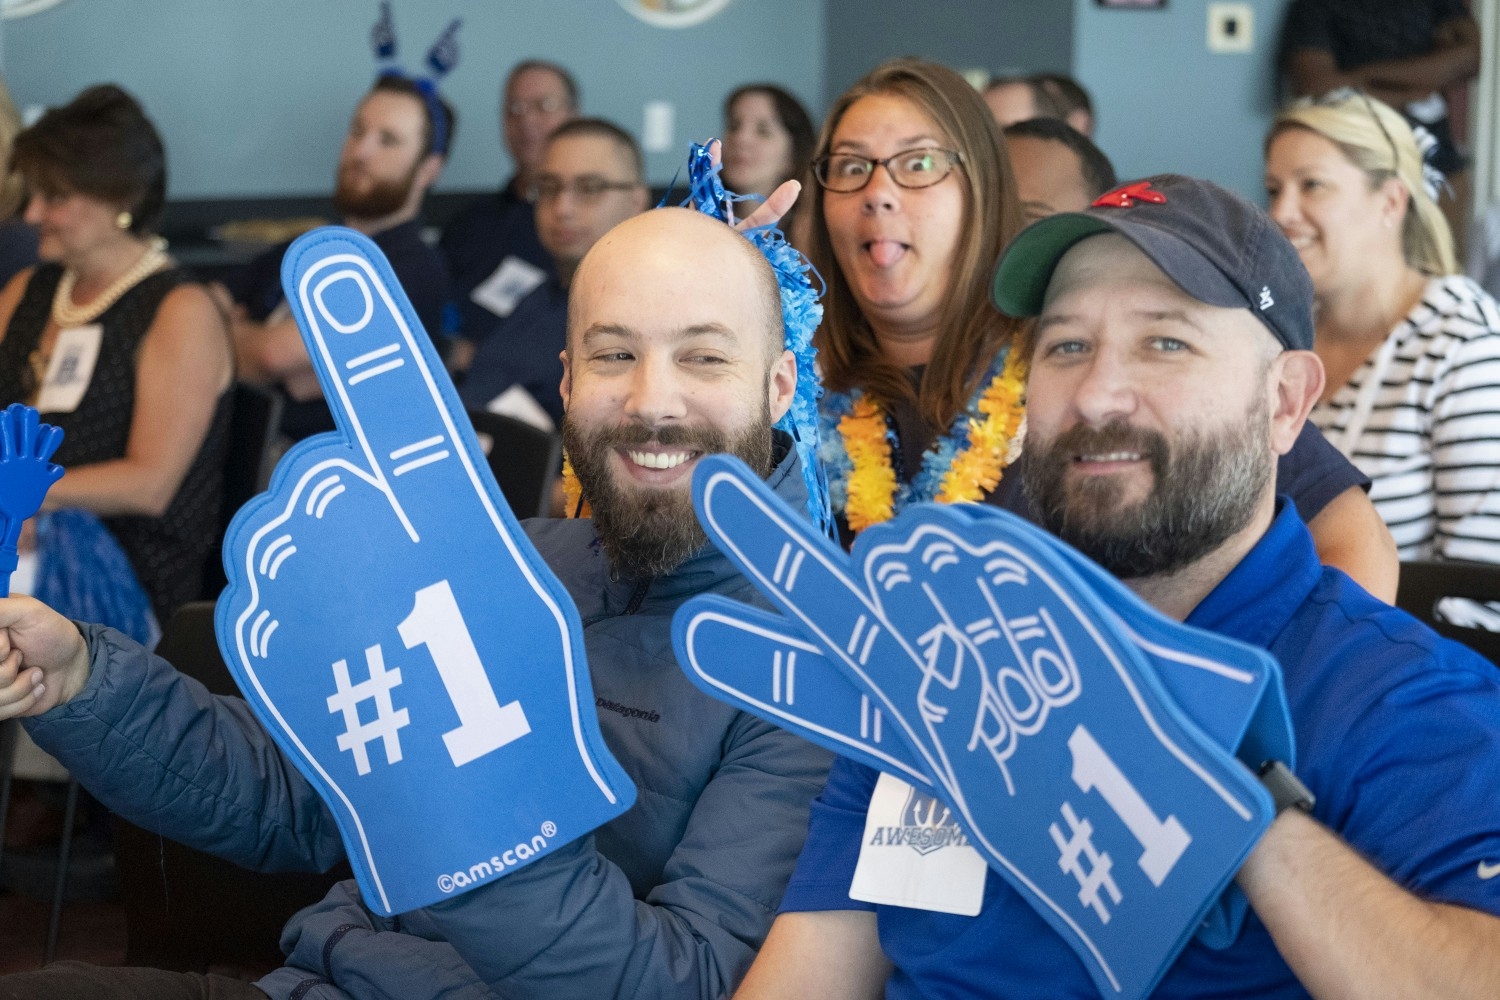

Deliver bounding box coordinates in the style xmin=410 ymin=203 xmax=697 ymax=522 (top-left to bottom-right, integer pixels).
xmin=991 ymin=174 xmax=1314 ymax=351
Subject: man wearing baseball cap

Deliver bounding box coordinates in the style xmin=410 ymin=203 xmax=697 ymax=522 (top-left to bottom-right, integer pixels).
xmin=735 ymin=175 xmax=1500 ymax=999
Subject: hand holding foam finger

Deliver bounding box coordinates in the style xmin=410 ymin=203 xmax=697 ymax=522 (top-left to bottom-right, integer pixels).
xmin=218 ymin=228 xmax=633 ymax=915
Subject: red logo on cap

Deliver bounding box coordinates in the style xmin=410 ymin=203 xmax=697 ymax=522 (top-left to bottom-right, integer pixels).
xmin=1092 ymin=181 xmax=1167 ymax=209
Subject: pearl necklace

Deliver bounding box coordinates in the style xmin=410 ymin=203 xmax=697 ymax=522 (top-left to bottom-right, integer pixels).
xmin=50 ymin=238 xmax=170 ymax=329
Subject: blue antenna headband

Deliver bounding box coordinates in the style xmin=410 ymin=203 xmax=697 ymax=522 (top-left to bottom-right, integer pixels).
xmin=670 ymin=144 xmax=831 ymax=536
xmin=370 ymin=2 xmax=460 ymax=156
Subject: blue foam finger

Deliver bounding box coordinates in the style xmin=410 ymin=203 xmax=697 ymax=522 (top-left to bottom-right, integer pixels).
xmin=950 ymin=503 xmax=1294 ymax=771
xmin=680 ymin=457 xmax=1276 ymax=1000
xmin=217 ymin=227 xmax=634 ymax=915
xmin=673 ymin=595 xmax=929 ymax=787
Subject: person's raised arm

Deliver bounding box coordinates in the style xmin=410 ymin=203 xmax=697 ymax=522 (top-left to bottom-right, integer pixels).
xmin=733 ymin=910 xmax=890 ymax=1000
xmin=1306 ymin=486 xmax=1399 ymax=603
xmin=1352 ymin=17 xmax=1481 ymax=99
xmin=43 ymin=282 xmax=232 ymax=517
xmin=232 ymin=312 xmax=323 ymax=400
xmin=1238 ymin=810 xmax=1500 ymax=1000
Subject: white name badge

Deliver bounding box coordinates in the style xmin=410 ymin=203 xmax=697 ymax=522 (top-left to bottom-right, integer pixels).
xmin=36 ymin=324 xmax=102 ymax=415
xmin=470 ymin=256 xmax=546 ymax=319
xmin=484 ymin=385 xmax=555 ymax=433
xmin=849 ymin=772 xmax=987 ymax=916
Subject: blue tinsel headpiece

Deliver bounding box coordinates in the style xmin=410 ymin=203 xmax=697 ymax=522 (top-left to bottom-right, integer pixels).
xmin=668 ymin=142 xmax=831 ymax=535
xmin=370 ymin=2 xmax=461 ymax=157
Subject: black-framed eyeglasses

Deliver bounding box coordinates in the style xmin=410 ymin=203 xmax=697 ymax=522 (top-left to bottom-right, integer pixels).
xmin=506 ymin=96 xmax=569 ymax=118
xmin=529 ymin=176 xmax=641 ymax=203
xmin=812 ymin=147 xmax=964 ymax=193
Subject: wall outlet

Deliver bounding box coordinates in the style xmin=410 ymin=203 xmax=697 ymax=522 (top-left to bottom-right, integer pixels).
xmin=1207 ymin=3 xmax=1253 ymax=54
xmin=643 ymin=100 xmax=674 ymax=154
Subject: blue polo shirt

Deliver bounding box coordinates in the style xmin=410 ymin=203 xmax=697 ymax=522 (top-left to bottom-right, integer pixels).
xmin=781 ymin=502 xmax=1500 ymax=998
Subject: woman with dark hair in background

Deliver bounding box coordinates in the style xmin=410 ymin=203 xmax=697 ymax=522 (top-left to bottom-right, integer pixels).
xmin=0 ymin=83 xmax=232 ymax=623
xmin=805 ymin=58 xmax=1396 ymax=597
xmin=721 ymin=83 xmax=815 ymax=236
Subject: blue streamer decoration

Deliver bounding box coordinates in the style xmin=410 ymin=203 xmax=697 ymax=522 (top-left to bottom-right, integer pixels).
xmin=669 ymin=143 xmax=832 ymax=536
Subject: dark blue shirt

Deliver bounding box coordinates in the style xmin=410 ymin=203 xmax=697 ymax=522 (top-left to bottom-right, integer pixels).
xmin=439 ymin=178 xmax=555 ymax=341
xmin=457 ymin=278 xmax=568 ymax=429
xmin=783 ymin=502 xmax=1500 ymax=998
xmin=223 ymin=218 xmax=452 ymax=440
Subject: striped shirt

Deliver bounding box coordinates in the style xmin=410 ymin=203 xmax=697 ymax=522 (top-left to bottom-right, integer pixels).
xmin=1311 ymin=275 xmax=1500 ymax=562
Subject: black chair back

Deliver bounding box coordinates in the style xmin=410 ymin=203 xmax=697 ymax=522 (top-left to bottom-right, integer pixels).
xmin=466 ymin=409 xmax=562 ymax=520
xmin=1394 ymin=560 xmax=1500 ymax=666
xmin=202 ymin=383 xmax=284 ymax=597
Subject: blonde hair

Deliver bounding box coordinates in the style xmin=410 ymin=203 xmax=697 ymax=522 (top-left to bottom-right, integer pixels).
xmin=806 ymin=58 xmax=1026 ymax=431
xmin=0 ymin=78 xmax=25 ymax=219
xmin=1268 ymin=91 xmax=1456 ymax=276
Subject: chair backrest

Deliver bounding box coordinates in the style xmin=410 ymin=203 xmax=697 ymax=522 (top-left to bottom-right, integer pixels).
xmin=465 ymin=408 xmax=563 ymax=520
xmin=223 ymin=382 xmax=284 ymax=523
xmin=1394 ymin=560 xmax=1500 ymax=666
xmin=112 ymin=601 xmax=351 ymax=974
xmin=202 ymin=383 xmax=284 ymax=598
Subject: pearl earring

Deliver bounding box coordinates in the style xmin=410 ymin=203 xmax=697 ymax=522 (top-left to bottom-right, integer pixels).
xmin=115 ymin=211 xmax=132 ymax=231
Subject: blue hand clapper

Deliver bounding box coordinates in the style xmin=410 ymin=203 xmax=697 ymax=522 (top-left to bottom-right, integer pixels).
xmin=672 ymin=455 xmax=1280 ymax=1000
xmin=217 ymin=228 xmax=634 ymax=915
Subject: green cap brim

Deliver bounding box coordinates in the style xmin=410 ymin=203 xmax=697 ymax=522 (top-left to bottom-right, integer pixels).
xmin=991 ymin=214 xmax=1115 ymax=318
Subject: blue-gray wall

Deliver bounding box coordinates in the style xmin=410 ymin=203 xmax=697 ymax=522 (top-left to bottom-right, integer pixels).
xmin=823 ymin=0 xmax=1074 ymax=100
xmin=3 ymin=0 xmax=825 ymax=197
xmin=1072 ymin=0 xmax=1292 ymax=202
xmin=4 ymin=0 xmax=1296 ymax=205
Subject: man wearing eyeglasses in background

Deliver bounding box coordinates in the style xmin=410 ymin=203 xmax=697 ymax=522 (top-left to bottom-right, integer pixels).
xmin=442 ymin=60 xmax=579 ymax=363
xmin=458 ymin=118 xmax=648 ymax=433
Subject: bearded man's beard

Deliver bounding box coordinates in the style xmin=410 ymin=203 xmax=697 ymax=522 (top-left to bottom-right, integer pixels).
xmin=333 ymin=161 xmax=418 ymax=219
xmin=1021 ymin=404 xmax=1271 ymax=580
xmin=563 ymin=403 xmax=774 ymax=580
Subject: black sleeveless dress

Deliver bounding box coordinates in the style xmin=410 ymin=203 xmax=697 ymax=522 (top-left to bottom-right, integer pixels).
xmin=0 ymin=263 xmax=231 ymax=622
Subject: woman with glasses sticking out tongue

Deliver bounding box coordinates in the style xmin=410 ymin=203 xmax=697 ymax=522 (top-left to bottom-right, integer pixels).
xmin=806 ymin=59 xmax=1029 ymax=541
xmin=803 ymin=59 xmax=1393 ymax=601
xmin=1267 ymin=89 xmax=1500 ymax=619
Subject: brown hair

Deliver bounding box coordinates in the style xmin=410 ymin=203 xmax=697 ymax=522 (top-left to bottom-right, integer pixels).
xmin=724 ymin=83 xmax=817 ymax=188
xmin=12 ymin=84 xmax=166 ymax=235
xmin=807 ymin=58 xmax=1026 ymax=430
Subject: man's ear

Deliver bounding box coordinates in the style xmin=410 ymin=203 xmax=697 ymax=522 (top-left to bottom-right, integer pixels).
xmin=414 ymin=153 xmax=445 ymax=193
xmin=629 ymin=184 xmax=651 ymax=215
xmin=1268 ymin=349 xmax=1325 ymax=455
xmin=767 ymin=348 xmax=796 ymax=424
xmin=558 ymin=349 xmax=572 ymax=412
xmin=1380 ymin=175 xmax=1410 ymax=230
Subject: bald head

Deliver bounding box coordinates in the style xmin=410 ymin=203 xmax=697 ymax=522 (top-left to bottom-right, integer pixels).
xmin=569 ymin=207 xmax=784 ymax=359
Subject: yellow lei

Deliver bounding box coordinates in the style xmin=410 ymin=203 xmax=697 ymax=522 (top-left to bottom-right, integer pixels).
xmin=838 ymin=348 xmax=1028 ymax=533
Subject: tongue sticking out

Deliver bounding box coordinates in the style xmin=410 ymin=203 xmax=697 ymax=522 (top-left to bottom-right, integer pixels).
xmin=867 ymin=240 xmax=907 ymax=268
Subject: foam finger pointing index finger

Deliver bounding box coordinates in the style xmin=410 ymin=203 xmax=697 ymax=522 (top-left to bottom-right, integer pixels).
xmin=283 ymin=228 xmax=477 ymax=508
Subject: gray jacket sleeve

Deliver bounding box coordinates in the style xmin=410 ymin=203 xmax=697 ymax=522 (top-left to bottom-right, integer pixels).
xmin=418 ymin=713 xmax=832 ymax=1000
xmin=22 ymin=623 xmax=345 ymax=873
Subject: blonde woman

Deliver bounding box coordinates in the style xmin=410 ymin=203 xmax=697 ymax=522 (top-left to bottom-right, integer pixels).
xmin=1267 ymin=90 xmax=1500 ymax=576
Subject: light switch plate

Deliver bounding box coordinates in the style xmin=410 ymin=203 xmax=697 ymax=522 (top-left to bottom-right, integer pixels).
xmin=643 ymin=100 xmax=674 ymax=154
xmin=1208 ymin=3 xmax=1254 ymax=54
